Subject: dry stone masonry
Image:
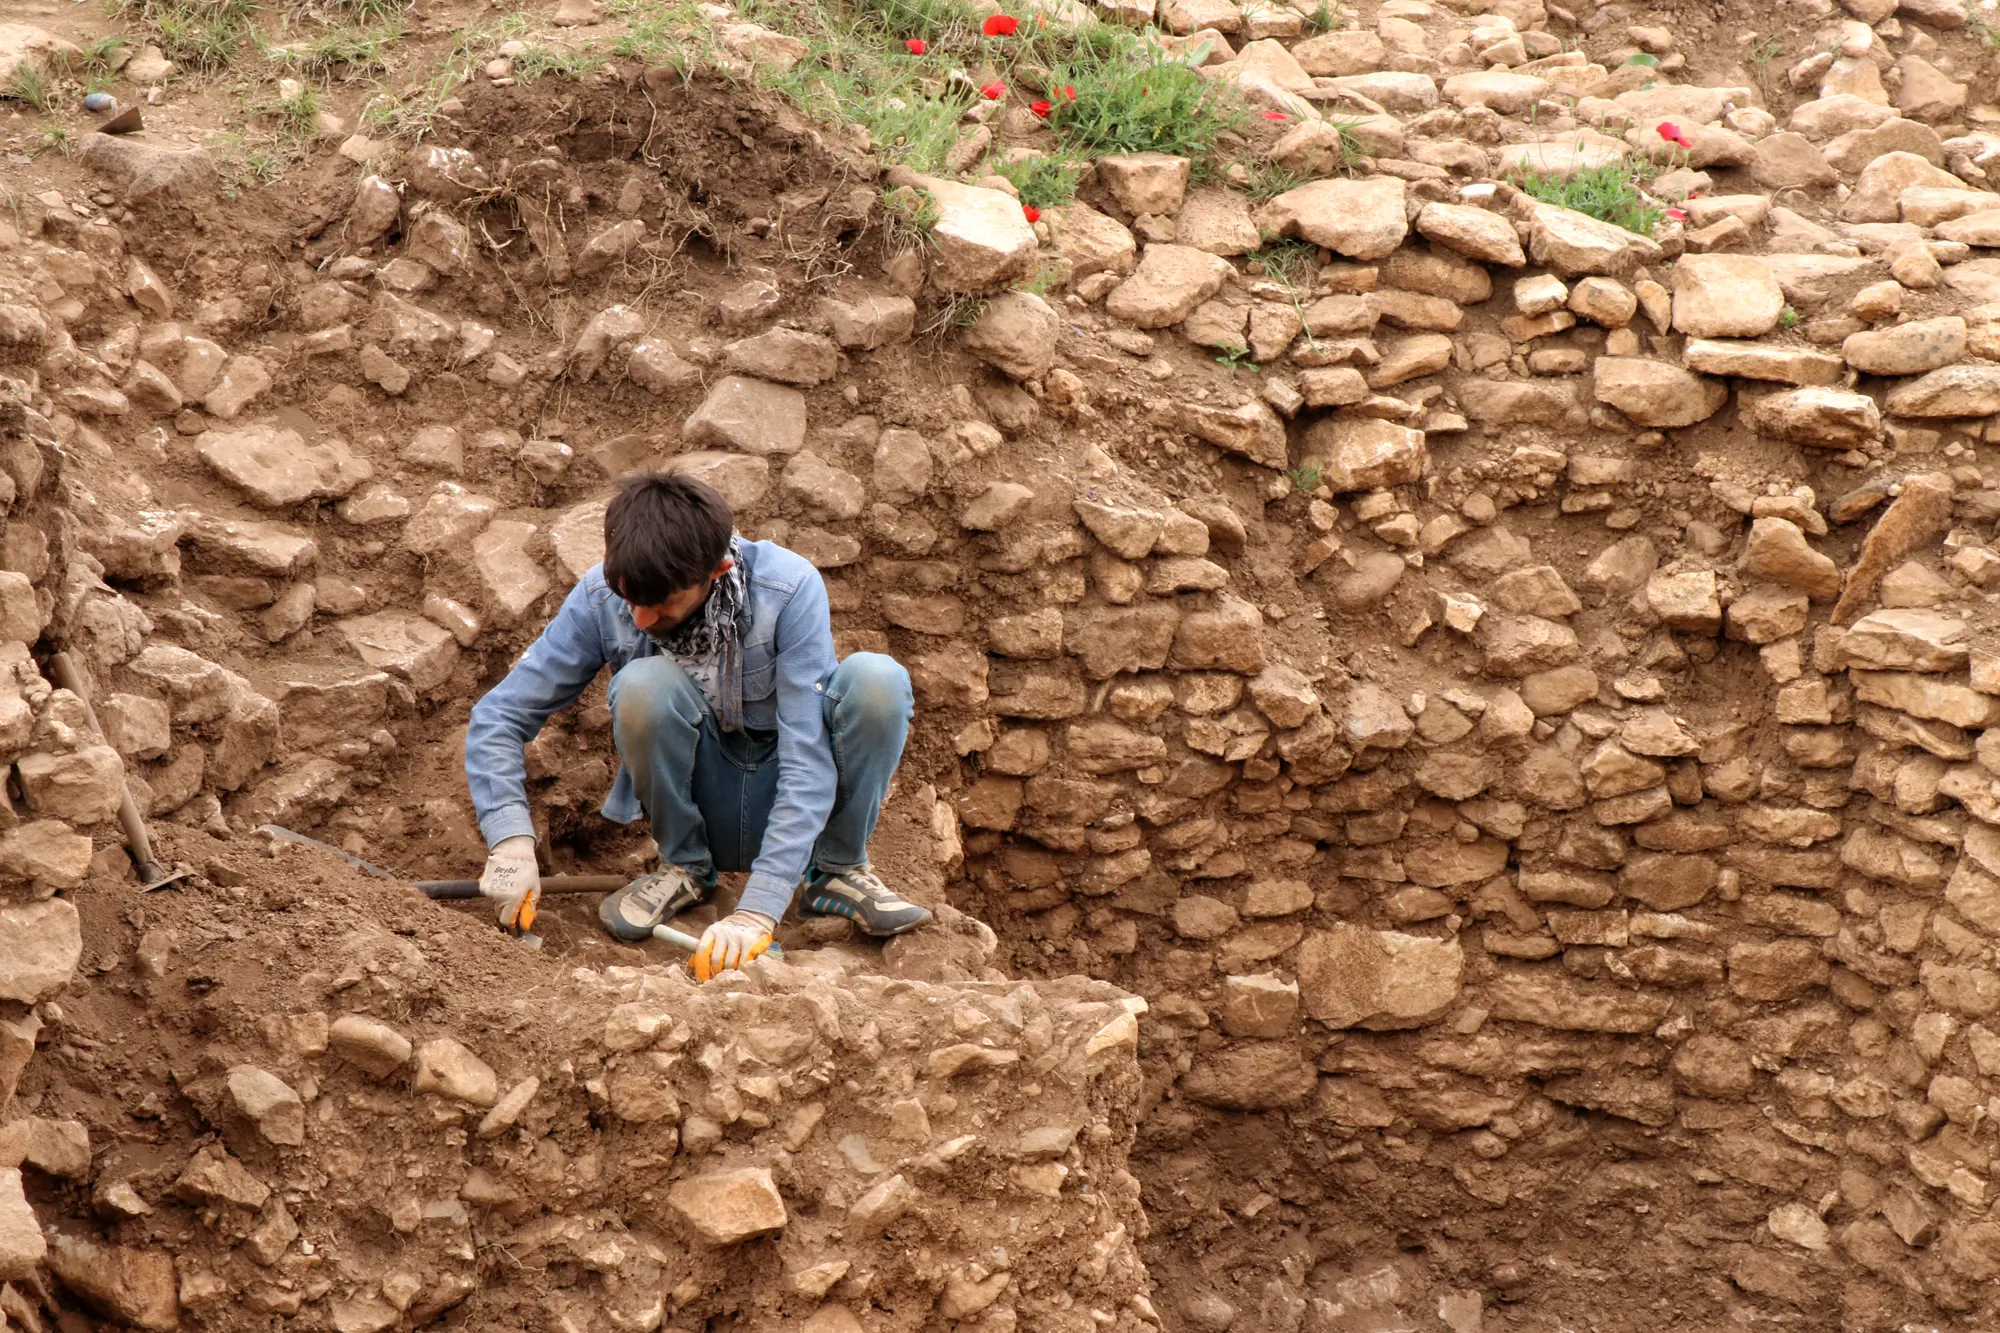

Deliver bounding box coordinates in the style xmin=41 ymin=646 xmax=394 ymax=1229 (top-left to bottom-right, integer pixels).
xmin=4 ymin=0 xmax=2000 ymax=1324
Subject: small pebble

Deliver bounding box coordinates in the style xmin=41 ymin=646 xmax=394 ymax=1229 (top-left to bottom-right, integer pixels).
xmin=83 ymin=92 xmax=116 ymax=112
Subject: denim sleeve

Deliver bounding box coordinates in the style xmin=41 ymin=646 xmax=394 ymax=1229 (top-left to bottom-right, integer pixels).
xmin=737 ymin=571 xmax=841 ymax=921
xmin=465 ymin=576 xmax=609 ymax=848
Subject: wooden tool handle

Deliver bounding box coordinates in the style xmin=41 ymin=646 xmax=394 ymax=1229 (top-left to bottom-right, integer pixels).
xmin=416 ymin=874 xmax=633 ymax=899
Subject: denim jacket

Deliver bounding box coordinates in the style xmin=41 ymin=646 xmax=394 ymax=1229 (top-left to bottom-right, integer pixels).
xmin=465 ymin=539 xmax=838 ymax=920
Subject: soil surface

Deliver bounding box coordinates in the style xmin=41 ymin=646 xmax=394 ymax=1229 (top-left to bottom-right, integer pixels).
xmin=5 ymin=0 xmax=2000 ymax=1328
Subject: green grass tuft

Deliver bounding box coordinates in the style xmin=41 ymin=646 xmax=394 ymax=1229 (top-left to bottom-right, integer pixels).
xmin=33 ymin=123 xmax=74 ymax=157
xmin=846 ymin=0 xmax=980 ymax=44
xmin=3 ymin=63 xmax=53 ymax=111
xmin=267 ymin=21 xmax=404 ymax=80
xmin=1324 ymin=115 xmax=1365 ymax=166
xmin=924 ymin=290 xmax=988 ymax=339
xmin=1242 ymin=160 xmax=1307 ymax=200
xmin=993 ymin=151 xmax=1083 ymax=210
xmin=1747 ymin=34 xmax=1782 ymax=93
xmin=1044 ymin=45 xmax=1244 ymax=159
xmin=606 ymin=0 xmax=706 ymax=63
xmin=511 ymin=42 xmax=607 ymax=80
xmin=317 ymin=0 xmax=411 ymax=18
xmin=884 ymin=182 xmax=942 ymax=236
xmin=280 ymin=81 xmax=320 ymax=136
xmin=1509 ymin=161 xmax=1663 ymax=236
xmin=120 ymin=0 xmax=257 ymax=72
xmin=1012 ymin=261 xmax=1064 ymax=297
xmin=1301 ymin=1 xmax=1339 ymax=33
xmin=78 ymin=35 xmax=130 ymax=73
xmin=749 ymin=6 xmax=975 ymax=174
xmin=1249 ymin=238 xmax=1318 ymax=290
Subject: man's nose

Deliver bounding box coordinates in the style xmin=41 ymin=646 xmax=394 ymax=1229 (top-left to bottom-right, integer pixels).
xmin=632 ymin=605 xmax=655 ymax=628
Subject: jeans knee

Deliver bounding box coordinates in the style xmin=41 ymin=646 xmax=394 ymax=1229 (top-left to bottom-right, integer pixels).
xmin=611 ymin=656 xmax=705 ymax=741
xmin=831 ymin=653 xmax=912 ymax=732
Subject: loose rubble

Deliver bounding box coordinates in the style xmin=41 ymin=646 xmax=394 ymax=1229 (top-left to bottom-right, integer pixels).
xmin=5 ymin=0 xmax=2000 ymax=1325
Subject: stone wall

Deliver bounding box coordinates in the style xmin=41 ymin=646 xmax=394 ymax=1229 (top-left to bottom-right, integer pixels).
xmin=8 ymin=1 xmax=2000 ymax=1321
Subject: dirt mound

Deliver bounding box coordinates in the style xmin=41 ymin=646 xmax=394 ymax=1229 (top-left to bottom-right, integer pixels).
xmin=6 ymin=0 xmax=2000 ymax=1327
xmin=13 ymin=824 xmax=1146 ymax=1333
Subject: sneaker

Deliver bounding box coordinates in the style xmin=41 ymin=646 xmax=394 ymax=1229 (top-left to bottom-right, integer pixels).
xmin=598 ymin=865 xmax=708 ymax=942
xmin=802 ymin=865 xmax=932 ymax=937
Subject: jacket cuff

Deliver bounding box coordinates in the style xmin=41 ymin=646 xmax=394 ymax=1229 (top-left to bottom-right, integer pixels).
xmin=738 ymin=871 xmax=798 ymax=923
xmin=479 ymin=805 xmax=538 ymax=849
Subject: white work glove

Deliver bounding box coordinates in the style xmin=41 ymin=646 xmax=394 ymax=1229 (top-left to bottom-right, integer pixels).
xmin=693 ymin=909 xmax=775 ymax=981
xmin=481 ymin=836 xmax=541 ymax=934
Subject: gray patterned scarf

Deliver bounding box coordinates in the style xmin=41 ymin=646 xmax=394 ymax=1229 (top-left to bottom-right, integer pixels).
xmin=646 ymin=536 xmax=747 ymax=731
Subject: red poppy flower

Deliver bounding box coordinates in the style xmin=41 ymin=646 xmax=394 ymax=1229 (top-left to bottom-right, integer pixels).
xmin=1058 ymin=84 xmax=1075 ymax=100
xmin=904 ymin=37 xmax=926 ymax=53
xmin=1259 ymin=110 xmax=1288 ymax=120
xmin=1664 ymin=207 xmax=1687 ymax=222
xmin=1022 ymin=204 xmax=1040 ymax=222
xmin=1030 ymin=98 xmax=1052 ymax=117
xmin=1656 ymin=120 xmax=1692 ymax=148
xmin=981 ymin=80 xmax=1006 ymax=99
xmin=982 ymin=13 xmax=1019 ymax=34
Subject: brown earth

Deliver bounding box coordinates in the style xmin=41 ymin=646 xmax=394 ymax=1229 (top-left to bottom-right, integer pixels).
xmin=6 ymin=0 xmax=2000 ymax=1329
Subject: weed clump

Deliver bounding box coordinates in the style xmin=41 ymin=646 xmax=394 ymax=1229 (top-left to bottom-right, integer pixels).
xmin=1241 ymin=161 xmax=1307 ymax=200
xmin=511 ymin=43 xmax=607 ymax=80
xmin=119 ymin=0 xmax=257 ymax=72
xmin=3 ymin=63 xmax=54 ymax=111
xmin=740 ymin=0 xmax=980 ymax=174
xmin=279 ymin=81 xmax=320 ymax=134
xmin=993 ymin=152 xmax=1083 ymax=210
xmin=34 ymin=124 xmax=75 ymax=158
xmin=606 ymin=0 xmax=705 ymax=64
xmin=1509 ymin=160 xmax=1663 ymax=237
xmin=1249 ymin=239 xmax=1318 ymax=290
xmin=322 ymin=0 xmax=411 ymax=17
xmin=727 ymin=0 xmax=1242 ymax=177
xmin=266 ymin=22 xmax=405 ymax=80
xmin=1042 ymin=46 xmax=1242 ymax=160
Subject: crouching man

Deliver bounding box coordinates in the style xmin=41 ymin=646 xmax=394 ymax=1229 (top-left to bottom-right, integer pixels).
xmin=464 ymin=471 xmax=931 ymax=978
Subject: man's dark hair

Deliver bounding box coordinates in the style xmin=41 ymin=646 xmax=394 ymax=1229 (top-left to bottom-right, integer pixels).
xmin=602 ymin=471 xmax=734 ymax=604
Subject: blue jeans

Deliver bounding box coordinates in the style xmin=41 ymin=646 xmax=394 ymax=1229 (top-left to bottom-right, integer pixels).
xmin=605 ymin=652 xmax=912 ymax=888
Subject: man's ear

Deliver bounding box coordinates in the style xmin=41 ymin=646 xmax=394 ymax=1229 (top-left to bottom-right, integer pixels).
xmin=713 ymin=556 xmax=735 ymax=579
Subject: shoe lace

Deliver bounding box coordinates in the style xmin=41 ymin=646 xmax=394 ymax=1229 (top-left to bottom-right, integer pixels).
xmin=629 ymin=867 xmax=688 ymax=913
xmin=837 ymin=866 xmax=896 ymax=901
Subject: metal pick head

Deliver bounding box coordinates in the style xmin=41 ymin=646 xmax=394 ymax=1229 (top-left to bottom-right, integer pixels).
xmin=140 ymin=863 xmax=192 ymax=892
